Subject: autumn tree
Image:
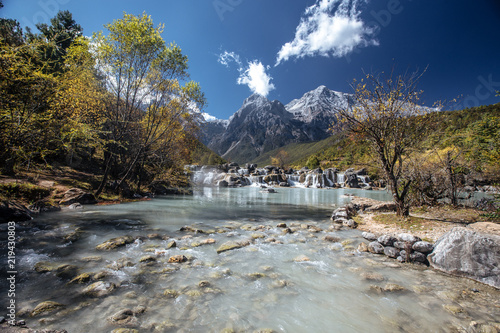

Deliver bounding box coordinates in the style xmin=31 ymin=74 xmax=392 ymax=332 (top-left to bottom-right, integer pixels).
xmin=50 ymin=36 xmax=107 ymax=166
xmin=92 ymin=13 xmax=205 ymax=195
xmin=271 ymin=149 xmax=290 ymax=169
xmin=0 ymin=21 xmax=57 ymax=173
xmin=336 ymin=70 xmax=433 ymax=216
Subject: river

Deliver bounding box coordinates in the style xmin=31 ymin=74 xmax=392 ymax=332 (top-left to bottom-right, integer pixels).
xmin=3 ymin=187 xmax=499 ymax=332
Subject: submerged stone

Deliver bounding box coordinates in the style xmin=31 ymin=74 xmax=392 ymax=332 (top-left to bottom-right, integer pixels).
xmin=294 ymin=255 xmax=310 ymax=262
xmin=96 ymin=235 xmax=135 ymax=250
xmin=383 ymin=283 xmax=407 ymax=293
xmin=163 ymin=289 xmax=179 ymax=298
xmin=82 ymin=281 xmax=116 ymax=297
xmin=68 ymin=273 xmax=92 ymax=284
xmin=168 ymin=255 xmax=188 ymax=263
xmin=139 ymin=255 xmax=157 ymax=263
xmin=216 ymin=241 xmax=244 ymax=254
xmin=31 ymin=301 xmax=65 ymax=317
xmin=166 ymin=240 xmax=177 ymax=249
xmin=111 ymin=329 xmax=139 ymax=333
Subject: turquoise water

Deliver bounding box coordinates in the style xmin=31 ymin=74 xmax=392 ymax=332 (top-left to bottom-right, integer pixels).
xmin=6 ymin=187 xmax=500 ymax=332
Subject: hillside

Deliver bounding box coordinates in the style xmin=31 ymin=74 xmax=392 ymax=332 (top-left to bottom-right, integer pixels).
xmin=250 ymin=103 xmax=500 ymax=182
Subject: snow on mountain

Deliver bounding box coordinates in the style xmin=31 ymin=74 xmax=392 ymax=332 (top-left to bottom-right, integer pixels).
xmin=285 ymin=85 xmax=351 ymax=122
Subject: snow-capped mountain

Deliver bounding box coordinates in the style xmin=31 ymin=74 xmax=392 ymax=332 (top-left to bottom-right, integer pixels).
xmin=285 ymin=85 xmax=353 ymax=141
xmin=199 ymin=86 xmax=352 ymax=163
xmin=204 ymin=94 xmax=309 ymax=162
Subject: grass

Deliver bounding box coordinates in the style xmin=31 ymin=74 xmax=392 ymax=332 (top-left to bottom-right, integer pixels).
xmin=0 ymin=182 xmax=52 ymax=204
xmin=372 ymin=213 xmax=429 ymax=232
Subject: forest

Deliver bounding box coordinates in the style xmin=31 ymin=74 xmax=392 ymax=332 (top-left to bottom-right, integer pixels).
xmin=0 ymin=10 xmax=210 ymax=198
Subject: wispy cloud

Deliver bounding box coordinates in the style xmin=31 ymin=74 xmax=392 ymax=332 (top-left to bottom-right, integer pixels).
xmin=217 ymin=51 xmax=242 ymax=68
xmin=276 ymin=0 xmax=378 ymax=65
xmin=218 ymin=51 xmax=276 ymax=97
xmin=237 ymin=61 xmax=275 ymax=97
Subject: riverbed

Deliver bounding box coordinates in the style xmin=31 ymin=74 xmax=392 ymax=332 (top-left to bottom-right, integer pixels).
xmin=3 ymin=187 xmax=500 ymax=332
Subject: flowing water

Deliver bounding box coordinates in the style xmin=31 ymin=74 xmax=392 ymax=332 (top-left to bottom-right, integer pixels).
xmin=3 ymin=187 xmax=500 ymax=332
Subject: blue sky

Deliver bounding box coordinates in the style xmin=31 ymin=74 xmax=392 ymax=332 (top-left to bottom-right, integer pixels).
xmin=3 ymin=0 xmax=500 ymax=120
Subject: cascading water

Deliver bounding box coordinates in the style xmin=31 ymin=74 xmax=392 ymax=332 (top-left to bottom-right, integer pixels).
xmin=188 ymin=165 xmax=371 ymax=189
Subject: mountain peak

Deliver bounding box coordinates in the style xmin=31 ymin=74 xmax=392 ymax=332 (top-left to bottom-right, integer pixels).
xmin=243 ymin=93 xmax=269 ymax=104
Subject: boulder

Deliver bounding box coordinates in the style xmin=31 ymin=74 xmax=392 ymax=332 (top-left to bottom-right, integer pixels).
xmin=428 ymin=227 xmax=500 ymax=289
xmin=377 ymin=235 xmax=397 ymax=247
xmin=365 ymin=202 xmax=397 ymax=212
xmin=362 ymin=232 xmax=378 ymax=241
xmin=410 ymin=251 xmax=428 ymax=263
xmin=398 ymin=233 xmax=422 ymax=244
xmin=343 ymin=219 xmax=358 ymax=229
xmin=383 ymin=246 xmax=399 ymax=259
xmin=344 ymin=172 xmax=360 ymax=188
xmin=412 ymin=241 xmax=434 ymax=254
xmin=218 ymin=180 xmax=229 ymax=187
xmin=0 ymin=201 xmax=32 ymax=223
xmin=368 ymin=241 xmax=385 ymax=254
xmin=59 ymin=188 xmax=97 ymax=206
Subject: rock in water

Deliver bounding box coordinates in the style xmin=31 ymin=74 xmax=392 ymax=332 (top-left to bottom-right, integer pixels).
xmin=82 ymin=281 xmax=116 ymax=297
xmin=428 ymin=227 xmax=500 ymax=289
xmin=96 ymin=236 xmax=135 ymax=250
xmin=216 ymin=241 xmax=243 ymax=254
xmin=31 ymin=301 xmax=65 ymax=317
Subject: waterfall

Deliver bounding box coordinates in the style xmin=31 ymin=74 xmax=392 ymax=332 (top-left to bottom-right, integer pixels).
xmin=337 ymin=173 xmax=345 ymax=186
xmin=287 ymin=175 xmax=302 ymax=187
xmin=358 ymin=175 xmax=371 ymax=186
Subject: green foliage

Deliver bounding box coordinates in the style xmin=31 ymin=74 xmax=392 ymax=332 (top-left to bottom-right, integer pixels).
xmin=0 ymin=182 xmax=51 ymax=203
xmin=28 ymin=11 xmax=82 ymax=74
xmin=305 ymin=155 xmax=320 ymax=169
xmin=0 ymin=10 xmax=204 ymax=194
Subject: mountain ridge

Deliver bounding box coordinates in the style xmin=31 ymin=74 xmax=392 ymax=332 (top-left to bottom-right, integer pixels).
xmin=200 ymin=86 xmax=352 ymax=163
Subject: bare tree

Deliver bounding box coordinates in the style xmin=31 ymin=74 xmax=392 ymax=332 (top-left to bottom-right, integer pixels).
xmin=336 ymin=69 xmax=435 ymax=216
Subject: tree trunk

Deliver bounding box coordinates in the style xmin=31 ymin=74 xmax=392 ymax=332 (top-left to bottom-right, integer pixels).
xmin=95 ymin=154 xmax=113 ymax=197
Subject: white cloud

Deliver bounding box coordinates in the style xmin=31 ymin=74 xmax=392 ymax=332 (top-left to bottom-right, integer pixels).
xmin=237 ymin=61 xmax=275 ymax=97
xmin=218 ymin=50 xmax=276 ymax=97
xmin=217 ymin=51 xmax=242 ymax=68
xmin=276 ymin=0 xmax=378 ymax=65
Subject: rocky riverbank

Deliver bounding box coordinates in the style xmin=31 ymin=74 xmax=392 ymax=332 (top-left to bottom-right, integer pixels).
xmin=336 ymin=196 xmax=500 ymax=289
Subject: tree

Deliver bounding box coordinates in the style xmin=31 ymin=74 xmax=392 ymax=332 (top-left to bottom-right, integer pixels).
xmin=92 ymin=12 xmax=205 ymax=195
xmin=50 ymin=36 xmax=107 ymax=166
xmin=271 ymin=149 xmax=289 ymax=169
xmin=0 ymin=26 xmax=57 ymax=173
xmin=306 ymin=155 xmax=320 ymax=170
xmin=28 ymin=10 xmax=82 ymax=74
xmin=336 ymin=69 xmax=433 ymax=216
